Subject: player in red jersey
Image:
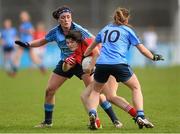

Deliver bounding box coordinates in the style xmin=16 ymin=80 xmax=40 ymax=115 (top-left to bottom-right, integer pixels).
xmin=63 ymin=31 xmax=121 ymax=128
xmin=63 ymin=30 xmax=138 ymax=129
xmin=32 ymin=22 xmax=47 ymax=73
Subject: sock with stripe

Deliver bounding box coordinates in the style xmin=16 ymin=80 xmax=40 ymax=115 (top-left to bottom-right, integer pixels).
xmin=124 ymin=105 xmax=137 ymax=117
xmin=100 ymin=101 xmax=119 ymax=123
xmin=44 ymin=103 xmax=54 ymax=124
xmin=137 ymin=110 xmax=145 ymax=119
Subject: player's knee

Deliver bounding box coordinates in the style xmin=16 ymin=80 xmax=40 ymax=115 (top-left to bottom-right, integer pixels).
xmin=106 ymin=94 xmax=116 ymax=102
xmin=99 ymin=94 xmax=106 ymax=103
xmin=131 ymin=85 xmax=141 ymax=92
xmin=45 ymin=87 xmax=56 ymax=97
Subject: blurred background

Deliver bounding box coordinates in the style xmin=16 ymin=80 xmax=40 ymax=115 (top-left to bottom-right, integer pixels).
xmin=0 ymin=0 xmax=180 ymax=70
xmin=0 ymin=1 xmax=180 ymax=133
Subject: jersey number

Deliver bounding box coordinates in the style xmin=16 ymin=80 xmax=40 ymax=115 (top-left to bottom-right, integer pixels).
xmin=103 ymin=30 xmax=120 ymax=43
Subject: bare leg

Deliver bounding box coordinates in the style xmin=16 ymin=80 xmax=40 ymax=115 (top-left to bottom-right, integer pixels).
xmin=35 ymin=73 xmax=67 ymax=128
xmin=124 ymin=74 xmax=143 ymax=110
xmin=87 ymin=81 xmax=105 ymax=112
xmin=13 ymin=47 xmax=23 ymax=69
xmin=45 ymin=72 xmax=67 ymax=104
xmin=103 ymin=76 xmax=133 ymax=110
xmin=29 ymin=49 xmax=42 ymax=65
xmin=29 ymin=49 xmax=46 ymax=74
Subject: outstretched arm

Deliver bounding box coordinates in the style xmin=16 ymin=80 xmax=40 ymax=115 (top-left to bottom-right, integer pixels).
xmin=29 ymin=38 xmax=48 ymax=47
xmin=15 ymin=37 xmax=48 ymax=48
xmin=136 ymin=44 xmax=164 ymax=61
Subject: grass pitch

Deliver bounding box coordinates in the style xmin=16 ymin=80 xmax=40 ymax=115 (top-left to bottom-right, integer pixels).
xmin=0 ymin=67 xmax=180 ymax=133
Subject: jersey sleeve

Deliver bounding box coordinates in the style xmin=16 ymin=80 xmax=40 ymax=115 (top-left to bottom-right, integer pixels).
xmin=45 ymin=27 xmax=57 ymax=42
xmin=129 ymin=29 xmax=141 ymax=46
xmin=95 ymin=31 xmax=102 ymax=43
xmin=73 ymin=22 xmax=94 ymax=39
xmin=84 ymin=38 xmax=94 ymax=46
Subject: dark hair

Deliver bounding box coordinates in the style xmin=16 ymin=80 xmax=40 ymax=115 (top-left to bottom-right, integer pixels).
xmin=52 ymin=5 xmax=72 ymax=20
xmin=65 ymin=30 xmax=82 ymax=43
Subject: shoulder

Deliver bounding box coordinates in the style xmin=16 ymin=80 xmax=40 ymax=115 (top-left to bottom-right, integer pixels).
xmin=121 ymin=25 xmax=136 ymax=34
xmin=72 ymin=22 xmax=93 ymax=38
xmin=97 ymin=24 xmax=111 ymax=34
xmin=84 ymin=38 xmax=94 ymax=45
xmin=47 ymin=25 xmax=59 ymax=34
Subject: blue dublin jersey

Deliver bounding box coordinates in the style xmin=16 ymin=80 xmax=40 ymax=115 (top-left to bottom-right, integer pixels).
xmin=20 ymin=22 xmax=33 ymax=42
xmin=1 ymin=28 xmax=17 ymax=47
xmin=45 ymin=22 xmax=93 ymax=60
xmin=95 ymin=23 xmax=141 ymax=64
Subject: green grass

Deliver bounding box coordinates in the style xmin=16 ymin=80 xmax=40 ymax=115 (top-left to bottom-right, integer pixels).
xmin=0 ymin=67 xmax=180 ymax=133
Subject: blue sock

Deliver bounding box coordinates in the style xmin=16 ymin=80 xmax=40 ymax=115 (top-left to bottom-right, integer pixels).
xmin=101 ymin=101 xmax=118 ymax=123
xmin=89 ymin=109 xmax=97 ymax=117
xmin=101 ymin=100 xmax=111 ymax=110
xmin=137 ymin=110 xmax=145 ymax=118
xmin=44 ymin=103 xmax=54 ymax=124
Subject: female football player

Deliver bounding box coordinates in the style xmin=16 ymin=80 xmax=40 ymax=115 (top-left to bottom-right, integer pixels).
xmin=14 ymin=11 xmax=45 ymax=74
xmin=84 ymin=7 xmax=164 ymax=129
xmin=63 ymin=30 xmax=139 ymax=129
xmin=0 ymin=19 xmax=18 ymax=76
xmin=15 ymin=6 xmax=121 ymax=128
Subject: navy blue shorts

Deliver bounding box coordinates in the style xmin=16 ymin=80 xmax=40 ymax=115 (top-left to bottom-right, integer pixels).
xmin=94 ymin=64 xmax=133 ymax=83
xmin=53 ymin=60 xmax=84 ymax=79
xmin=3 ymin=46 xmax=14 ymax=53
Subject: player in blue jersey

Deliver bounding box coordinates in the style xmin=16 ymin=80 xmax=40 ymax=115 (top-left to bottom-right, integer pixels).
xmin=14 ymin=11 xmax=45 ymax=73
xmin=64 ymin=30 xmax=142 ymax=128
xmin=84 ymin=7 xmax=164 ymax=129
xmin=15 ymin=6 xmax=121 ymax=128
xmin=0 ymin=19 xmax=18 ymax=76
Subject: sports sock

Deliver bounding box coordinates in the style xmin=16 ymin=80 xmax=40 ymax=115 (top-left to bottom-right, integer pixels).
xmin=124 ymin=105 xmax=137 ymax=117
xmin=137 ymin=110 xmax=145 ymax=118
xmin=100 ymin=101 xmax=118 ymax=123
xmin=89 ymin=109 xmax=97 ymax=117
xmin=44 ymin=103 xmax=54 ymax=124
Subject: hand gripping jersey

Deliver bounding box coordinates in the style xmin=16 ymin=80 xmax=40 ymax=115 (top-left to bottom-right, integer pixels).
xmin=67 ymin=38 xmax=94 ymax=64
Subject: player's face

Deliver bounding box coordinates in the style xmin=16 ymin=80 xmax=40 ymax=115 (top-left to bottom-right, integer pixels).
xmin=20 ymin=11 xmax=30 ymax=22
xmin=66 ymin=38 xmax=78 ymax=51
xmin=4 ymin=20 xmax=12 ymax=29
xmin=59 ymin=12 xmax=72 ymax=30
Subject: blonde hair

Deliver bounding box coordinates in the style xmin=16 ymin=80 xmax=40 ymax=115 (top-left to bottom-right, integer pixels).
xmin=113 ymin=7 xmax=130 ymax=26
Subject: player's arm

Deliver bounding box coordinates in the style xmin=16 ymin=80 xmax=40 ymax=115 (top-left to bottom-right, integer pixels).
xmin=15 ymin=37 xmax=47 ymax=48
xmin=84 ymin=41 xmax=99 ymax=57
xmin=84 ymin=46 xmax=99 ymax=74
xmin=91 ymin=46 xmax=99 ymax=66
xmin=62 ymin=54 xmax=76 ymax=72
xmin=136 ymin=44 xmax=164 ymax=61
